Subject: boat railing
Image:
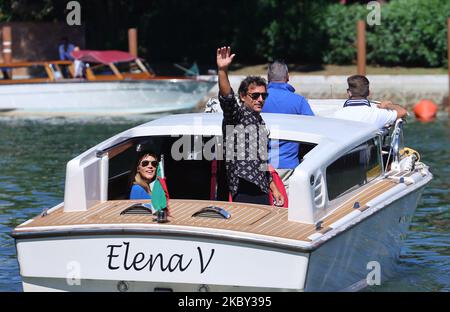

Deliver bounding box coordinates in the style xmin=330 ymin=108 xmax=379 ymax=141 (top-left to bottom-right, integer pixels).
xmin=0 ymin=59 xmax=156 ymax=83
xmin=0 ymin=60 xmax=73 ymax=68
xmin=385 ymin=119 xmax=404 ymax=172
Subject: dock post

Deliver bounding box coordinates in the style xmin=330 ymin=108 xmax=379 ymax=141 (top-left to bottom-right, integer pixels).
xmin=2 ymin=25 xmax=12 ymax=63
xmin=357 ymin=20 xmax=366 ymax=76
xmin=447 ymin=18 xmax=450 ymax=115
xmin=128 ymin=28 xmax=138 ymax=57
xmin=2 ymin=25 xmax=12 ymax=78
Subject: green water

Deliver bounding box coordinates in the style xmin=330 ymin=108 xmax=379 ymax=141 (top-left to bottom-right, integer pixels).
xmin=0 ymin=116 xmax=448 ymax=291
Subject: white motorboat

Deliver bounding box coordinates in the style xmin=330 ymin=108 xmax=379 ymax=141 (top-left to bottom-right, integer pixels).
xmin=0 ymin=79 xmax=215 ymax=116
xmin=0 ymin=51 xmax=215 ymax=116
xmin=11 ymin=108 xmax=432 ymax=291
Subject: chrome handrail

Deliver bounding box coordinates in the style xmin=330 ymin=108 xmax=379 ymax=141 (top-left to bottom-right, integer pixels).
xmin=385 ymin=119 xmax=404 ymax=172
xmin=392 ymin=119 xmax=403 ymax=163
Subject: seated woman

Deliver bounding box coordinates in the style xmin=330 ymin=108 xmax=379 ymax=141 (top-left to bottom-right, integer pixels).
xmin=129 ymin=152 xmax=159 ymax=199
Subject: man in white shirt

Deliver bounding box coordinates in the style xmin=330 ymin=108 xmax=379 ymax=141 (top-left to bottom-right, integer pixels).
xmin=333 ymin=75 xmax=408 ymax=129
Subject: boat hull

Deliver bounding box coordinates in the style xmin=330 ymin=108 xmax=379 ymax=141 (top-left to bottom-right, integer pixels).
xmin=0 ymin=80 xmax=215 ymax=116
xmin=306 ymin=185 xmax=426 ymax=291
xmin=16 ymin=235 xmax=309 ymax=292
xmin=16 ymin=185 xmax=425 ymax=292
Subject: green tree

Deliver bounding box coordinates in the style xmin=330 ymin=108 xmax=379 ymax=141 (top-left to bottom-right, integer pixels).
xmin=321 ymin=0 xmax=450 ymax=67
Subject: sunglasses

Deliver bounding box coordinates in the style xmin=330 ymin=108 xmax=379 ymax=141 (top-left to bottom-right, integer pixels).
xmin=140 ymin=160 xmax=158 ymax=168
xmin=247 ymin=92 xmax=269 ymax=100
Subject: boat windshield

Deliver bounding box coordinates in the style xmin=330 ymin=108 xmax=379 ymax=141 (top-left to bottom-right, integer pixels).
xmin=0 ymin=64 xmax=48 ymax=81
xmin=0 ymin=62 xmax=73 ymax=83
xmin=114 ymin=61 xmax=144 ymax=74
xmin=90 ymin=64 xmax=115 ymax=76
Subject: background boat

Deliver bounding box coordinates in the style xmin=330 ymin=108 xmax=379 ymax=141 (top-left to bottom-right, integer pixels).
xmin=0 ymin=79 xmax=215 ymax=116
xmin=0 ymin=50 xmax=216 ymax=116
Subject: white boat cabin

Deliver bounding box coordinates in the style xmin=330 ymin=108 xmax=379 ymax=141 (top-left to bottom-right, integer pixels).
xmin=63 ymin=112 xmax=387 ymax=225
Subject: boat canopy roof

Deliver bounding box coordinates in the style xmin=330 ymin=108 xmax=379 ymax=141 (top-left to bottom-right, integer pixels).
xmin=64 ymin=112 xmax=384 ymax=221
xmin=71 ymin=50 xmax=138 ymax=64
xmin=126 ymin=113 xmax=379 ymax=145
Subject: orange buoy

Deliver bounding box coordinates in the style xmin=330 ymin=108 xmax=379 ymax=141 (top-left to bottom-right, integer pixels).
xmin=413 ymin=99 xmax=438 ymax=122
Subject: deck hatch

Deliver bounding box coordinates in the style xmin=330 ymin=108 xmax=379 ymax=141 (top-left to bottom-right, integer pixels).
xmin=120 ymin=203 xmax=156 ymax=215
xmin=192 ymin=206 xmax=231 ymax=219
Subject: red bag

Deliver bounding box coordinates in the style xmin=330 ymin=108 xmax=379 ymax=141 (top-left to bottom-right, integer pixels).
xmin=227 ymin=165 xmax=288 ymax=208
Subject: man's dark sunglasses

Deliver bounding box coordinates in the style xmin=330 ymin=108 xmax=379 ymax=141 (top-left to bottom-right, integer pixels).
xmin=247 ymin=92 xmax=269 ymax=100
xmin=140 ymin=160 xmax=158 ymax=168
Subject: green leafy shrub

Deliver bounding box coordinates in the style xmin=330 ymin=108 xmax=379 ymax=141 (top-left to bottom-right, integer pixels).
xmin=321 ymin=4 xmax=367 ymax=65
xmin=322 ymin=0 xmax=450 ymax=67
xmin=255 ymin=0 xmax=328 ymax=63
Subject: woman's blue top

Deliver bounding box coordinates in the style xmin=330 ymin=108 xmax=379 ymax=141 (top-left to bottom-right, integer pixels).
xmin=129 ymin=184 xmax=151 ymax=200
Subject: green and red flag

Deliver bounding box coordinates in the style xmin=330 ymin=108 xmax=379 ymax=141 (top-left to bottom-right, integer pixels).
xmin=152 ymin=155 xmax=169 ymax=212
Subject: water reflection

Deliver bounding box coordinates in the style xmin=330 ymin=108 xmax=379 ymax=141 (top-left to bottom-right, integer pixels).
xmin=367 ymin=117 xmax=450 ymax=292
xmin=0 ymin=116 xmax=145 ymax=291
xmin=0 ymin=116 xmax=448 ymax=291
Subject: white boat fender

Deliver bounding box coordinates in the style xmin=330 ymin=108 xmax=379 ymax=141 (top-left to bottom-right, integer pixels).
xmin=391 ymin=155 xmax=416 ymax=172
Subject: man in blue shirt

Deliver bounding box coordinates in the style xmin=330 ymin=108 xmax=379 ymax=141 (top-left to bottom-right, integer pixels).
xmin=262 ymin=60 xmax=314 ymax=191
xmin=58 ymin=37 xmax=75 ymax=61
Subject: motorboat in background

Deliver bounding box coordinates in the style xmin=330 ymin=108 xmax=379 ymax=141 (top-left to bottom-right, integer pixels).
xmin=0 ymin=50 xmax=215 ymax=116
xmin=11 ymin=109 xmax=432 ymax=291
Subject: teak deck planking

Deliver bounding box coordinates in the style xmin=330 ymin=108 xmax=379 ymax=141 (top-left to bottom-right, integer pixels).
xmin=17 ymin=179 xmax=398 ymax=242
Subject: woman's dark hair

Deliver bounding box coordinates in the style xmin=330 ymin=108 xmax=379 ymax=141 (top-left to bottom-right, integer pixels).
xmin=238 ymin=76 xmax=267 ymax=97
xmin=128 ymin=152 xmax=159 ymax=194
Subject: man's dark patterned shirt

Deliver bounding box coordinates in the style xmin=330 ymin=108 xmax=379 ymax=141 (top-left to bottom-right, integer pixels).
xmin=219 ymin=91 xmax=271 ymax=196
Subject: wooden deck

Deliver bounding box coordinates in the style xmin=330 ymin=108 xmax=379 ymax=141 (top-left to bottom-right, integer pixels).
xmin=17 ymin=179 xmax=397 ymax=242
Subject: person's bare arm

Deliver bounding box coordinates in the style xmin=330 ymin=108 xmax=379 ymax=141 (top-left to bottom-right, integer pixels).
xmin=216 ymin=46 xmax=235 ymax=97
xmin=377 ymin=101 xmax=408 ymax=119
xmin=270 ymin=181 xmax=285 ymax=207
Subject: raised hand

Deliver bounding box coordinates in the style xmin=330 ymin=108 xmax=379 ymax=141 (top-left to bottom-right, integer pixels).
xmin=216 ymin=46 xmax=236 ymax=71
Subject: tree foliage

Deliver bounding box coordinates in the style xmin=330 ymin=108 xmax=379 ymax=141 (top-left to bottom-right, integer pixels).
xmin=322 ymin=0 xmax=450 ymax=67
xmin=0 ymin=0 xmax=448 ymax=67
xmin=0 ymin=0 xmax=65 ymax=21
